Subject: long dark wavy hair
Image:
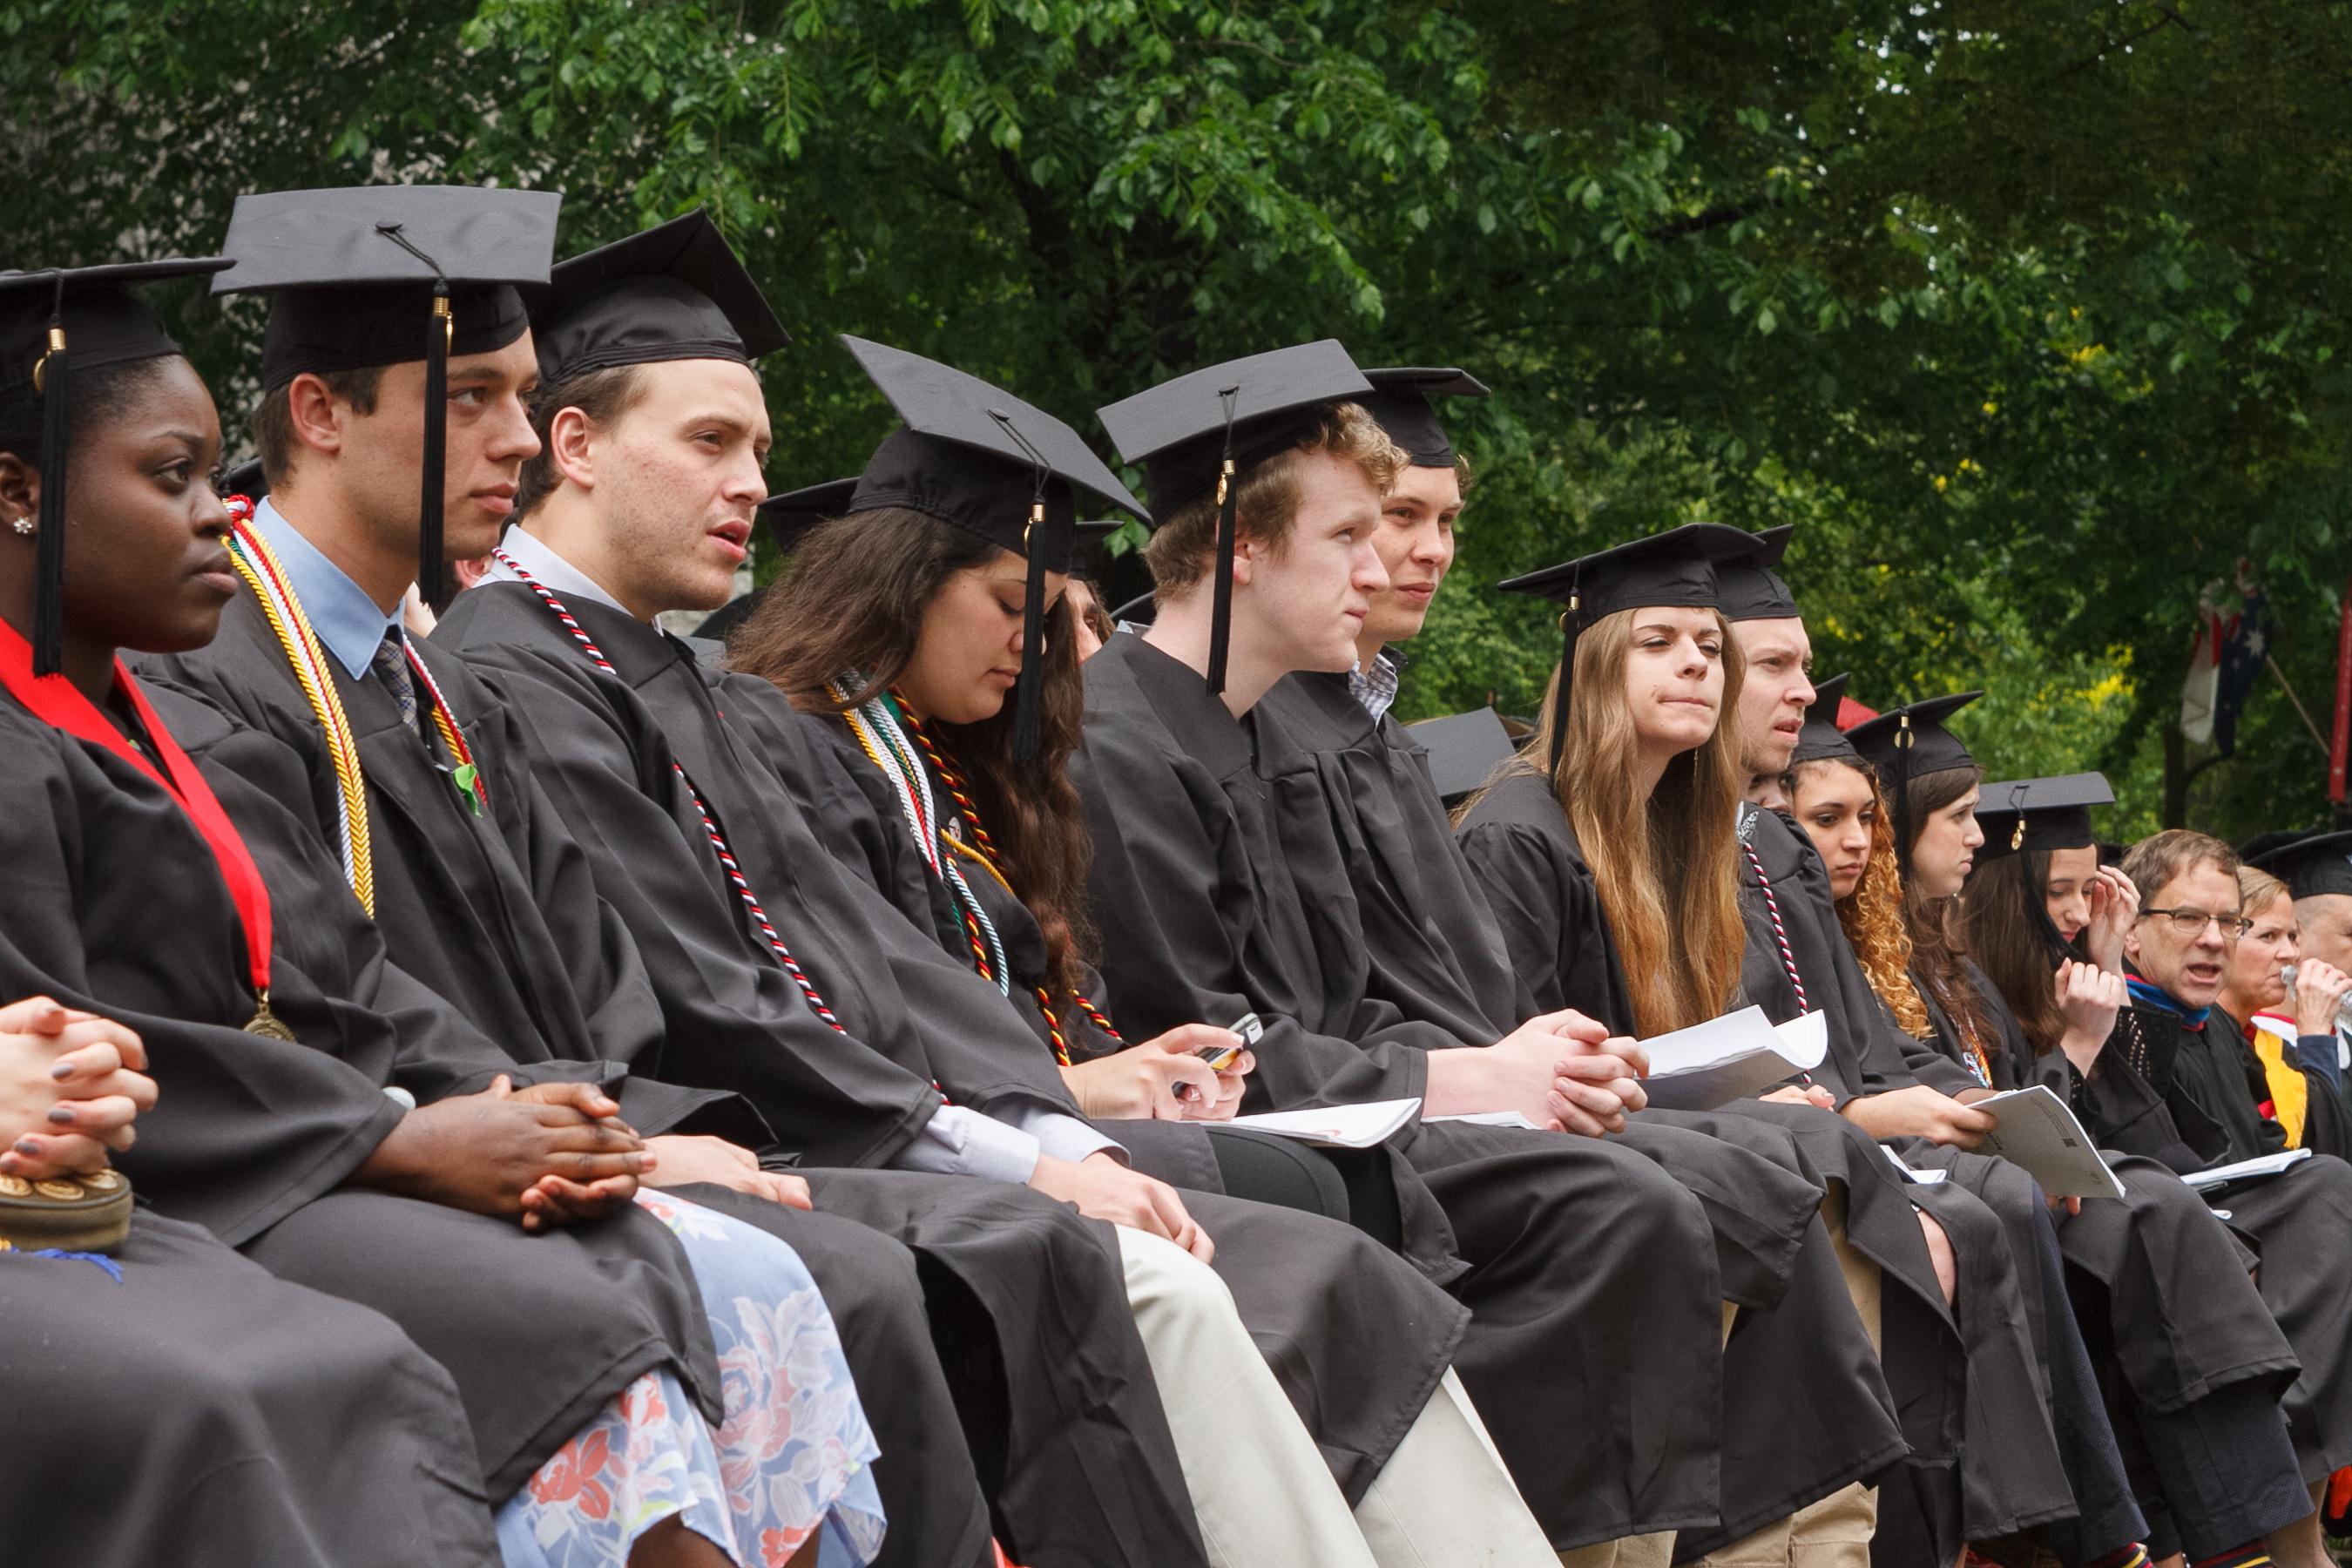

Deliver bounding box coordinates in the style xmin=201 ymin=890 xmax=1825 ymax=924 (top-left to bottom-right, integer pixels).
xmin=728 ymin=506 xmax=1099 ymax=1008
xmin=1898 ymin=764 xmax=1997 ymax=1059
xmin=1961 ymin=848 xmax=2073 ymax=1056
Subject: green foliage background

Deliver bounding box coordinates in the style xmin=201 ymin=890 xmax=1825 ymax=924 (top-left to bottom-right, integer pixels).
xmin=10 ymin=0 xmax=2352 ymax=839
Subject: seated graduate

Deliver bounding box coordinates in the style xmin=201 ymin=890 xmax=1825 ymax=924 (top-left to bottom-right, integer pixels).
xmin=0 ymin=258 xmax=889 ymax=1568
xmin=431 ymin=235 xmax=1546 ymax=1568
xmin=0 ymin=995 xmax=510 ymax=1567
xmin=1233 ymin=379 xmax=2006 ymax=1565
xmin=1452 ymin=525 xmax=2095 ymax=1566
xmin=1073 ymin=341 xmax=1882 ymax=1565
xmin=1807 ymin=711 xmax=2348 ymax=1568
xmin=139 ymin=194 xmax=1101 ymax=1568
xmin=719 ymin=339 xmax=1565 ymax=1568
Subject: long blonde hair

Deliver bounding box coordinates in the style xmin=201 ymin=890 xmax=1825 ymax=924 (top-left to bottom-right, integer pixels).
xmin=1539 ymin=605 xmax=1748 ymax=1036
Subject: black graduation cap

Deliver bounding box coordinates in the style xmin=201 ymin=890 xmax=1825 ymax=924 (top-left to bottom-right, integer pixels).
xmin=1975 ymin=774 xmax=2113 ymax=861
xmin=1845 ymin=692 xmax=1982 ymax=877
xmin=1097 ymin=340 xmax=1373 ymax=693
xmin=1359 ymin=366 xmax=1488 ymax=468
xmin=1 ymin=256 xmax=234 ymax=675
xmin=213 ymin=185 xmax=562 ymax=611
xmin=1716 ymin=524 xmax=1800 ymax=623
xmin=841 ymin=335 xmax=1146 ymax=756
xmin=1790 ymin=672 xmax=1859 ymax=765
xmin=2243 ymin=829 xmax=2352 ymax=900
xmin=1407 ymin=706 xmax=1516 ymax=805
xmin=755 ymin=476 xmax=855 ymax=560
xmin=1499 ymin=522 xmax=1763 ymax=769
xmin=530 ymin=209 xmax=789 ymax=384
xmin=220 ymin=456 xmax=267 ymax=504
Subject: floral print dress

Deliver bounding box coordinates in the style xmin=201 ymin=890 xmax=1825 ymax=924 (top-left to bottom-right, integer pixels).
xmin=495 ymin=1189 xmax=887 ymax=1568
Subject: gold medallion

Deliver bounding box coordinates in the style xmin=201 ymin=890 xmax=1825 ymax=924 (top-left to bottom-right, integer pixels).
xmin=78 ymin=1169 xmax=121 ymax=1193
xmin=244 ymin=990 xmax=297 ymax=1041
xmin=34 ymin=1179 xmax=84 ymax=1200
xmin=0 ymin=1174 xmax=30 ymax=1198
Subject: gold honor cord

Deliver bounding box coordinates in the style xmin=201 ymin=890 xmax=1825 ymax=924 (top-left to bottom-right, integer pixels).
xmin=225 ymin=511 xmax=377 ymax=915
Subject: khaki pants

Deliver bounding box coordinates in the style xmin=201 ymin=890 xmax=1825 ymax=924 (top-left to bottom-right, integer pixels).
xmin=1687 ymin=1188 xmax=1884 ymax=1568
xmin=1119 ymin=1228 xmax=1555 ymax=1568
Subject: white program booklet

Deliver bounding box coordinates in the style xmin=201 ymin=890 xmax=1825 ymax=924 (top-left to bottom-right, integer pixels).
xmin=1426 ymin=1111 xmax=1549 ymax=1131
xmin=1227 ymin=1097 xmax=1423 ymax=1149
xmin=1965 ymin=1085 xmax=2127 ymax=1199
xmin=2182 ymin=1147 xmax=2314 ymax=1192
xmin=1638 ymin=1007 xmax=1831 ymax=1112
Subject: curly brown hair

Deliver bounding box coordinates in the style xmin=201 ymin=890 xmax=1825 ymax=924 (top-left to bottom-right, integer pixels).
xmin=1791 ymin=758 xmax=1930 ymax=1037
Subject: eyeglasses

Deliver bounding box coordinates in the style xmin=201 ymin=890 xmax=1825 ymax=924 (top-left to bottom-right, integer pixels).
xmin=2139 ymin=907 xmax=2254 ymax=940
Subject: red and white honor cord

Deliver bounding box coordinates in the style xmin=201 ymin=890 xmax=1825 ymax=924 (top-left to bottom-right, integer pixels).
xmin=491 ymin=547 xmax=845 ymax=1034
xmin=1742 ymin=841 xmax=1812 ymax=1013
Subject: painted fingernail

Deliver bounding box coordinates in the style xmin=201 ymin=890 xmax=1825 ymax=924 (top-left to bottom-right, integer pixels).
xmin=50 ymin=1061 xmax=73 ymax=1079
xmin=46 ymin=1106 xmax=72 ymax=1125
xmin=15 ymin=1139 xmax=40 ymax=1155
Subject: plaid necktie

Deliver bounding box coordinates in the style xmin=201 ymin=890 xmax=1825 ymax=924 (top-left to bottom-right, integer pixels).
xmin=370 ymin=629 xmax=420 ymax=735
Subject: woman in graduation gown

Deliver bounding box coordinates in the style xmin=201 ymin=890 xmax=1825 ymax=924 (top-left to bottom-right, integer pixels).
xmin=1788 ymin=720 xmax=2335 ymax=1566
xmin=0 ymin=259 xmax=887 ymax=1568
xmin=0 ymin=995 xmax=504 ymax=1566
xmin=721 ymin=366 xmax=1575 ymax=1567
xmin=1451 ymin=526 xmax=2092 ymax=1565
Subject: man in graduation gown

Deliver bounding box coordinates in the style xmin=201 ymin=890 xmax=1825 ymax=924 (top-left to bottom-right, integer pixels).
xmin=143 ymin=195 xmax=1213 ymax=1568
xmin=433 ymin=233 xmax=1559 ymax=1568
xmin=1071 ymin=342 xmax=1919 ymax=1563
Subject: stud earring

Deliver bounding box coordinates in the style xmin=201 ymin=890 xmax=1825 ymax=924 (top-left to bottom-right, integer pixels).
xmin=8 ymin=516 xmax=30 ymax=537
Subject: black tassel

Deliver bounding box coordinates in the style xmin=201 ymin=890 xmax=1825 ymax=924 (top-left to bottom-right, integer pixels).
xmin=1012 ymin=498 xmax=1050 ymax=760
xmin=1547 ymin=570 xmax=1580 ymax=776
xmin=31 ymin=308 xmax=70 ymax=679
xmin=1206 ymin=465 xmax=1237 ymax=694
xmin=1205 ymin=385 xmax=1240 ymax=696
xmin=418 ymin=282 xmax=451 ymax=612
xmin=1889 ymin=714 xmax=1916 ymax=880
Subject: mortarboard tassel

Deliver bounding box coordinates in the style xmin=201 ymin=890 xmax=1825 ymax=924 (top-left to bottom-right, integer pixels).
xmin=1889 ymin=713 xmax=1916 ymax=880
xmin=1547 ymin=569 xmax=1581 ymax=776
xmin=418 ymin=281 xmax=451 ymax=611
xmin=991 ymin=408 xmax=1057 ymax=761
xmin=1206 ymin=386 xmax=1240 ymax=695
xmin=30 ymin=280 xmax=70 ymax=678
xmin=1012 ymin=497 xmax=1051 ymax=760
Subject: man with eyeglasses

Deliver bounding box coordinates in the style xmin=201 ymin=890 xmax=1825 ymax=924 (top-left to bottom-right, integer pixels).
xmin=2059 ymin=828 xmax=2352 ymax=1568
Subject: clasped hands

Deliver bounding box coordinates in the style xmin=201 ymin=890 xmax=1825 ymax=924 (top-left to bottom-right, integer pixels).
xmin=357 ymin=1076 xmax=809 ymax=1233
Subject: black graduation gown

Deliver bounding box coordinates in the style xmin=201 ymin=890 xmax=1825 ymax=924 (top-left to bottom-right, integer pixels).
xmin=1462 ymin=777 xmax=2077 ymax=1553
xmin=434 ymin=579 xmax=1208 ymax=1568
xmin=758 ymin=701 xmax=1475 ymax=1506
xmin=1074 ymin=632 xmax=1890 ymax=1551
xmin=1 ymin=1212 xmax=499 ymax=1567
xmin=1248 ymin=672 xmax=1956 ymax=1557
xmin=2070 ymin=999 xmax=2352 ymax=1482
xmin=0 ymin=679 xmax=720 ymax=1503
xmin=146 ymin=592 xmax=1005 ymax=1568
